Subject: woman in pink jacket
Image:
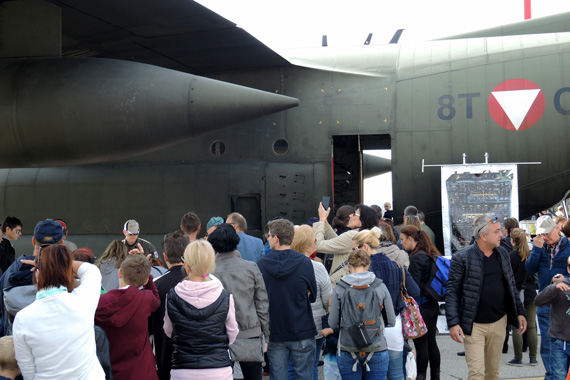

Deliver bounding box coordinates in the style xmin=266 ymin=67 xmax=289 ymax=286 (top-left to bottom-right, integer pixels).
xmin=164 ymin=240 xmax=239 ymax=380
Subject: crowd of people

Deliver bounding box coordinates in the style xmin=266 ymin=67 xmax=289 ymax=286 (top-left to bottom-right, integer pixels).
xmin=0 ymin=206 xmax=566 ymax=380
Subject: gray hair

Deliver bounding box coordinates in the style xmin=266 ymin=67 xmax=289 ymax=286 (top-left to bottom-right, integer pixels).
xmin=404 ymin=205 xmax=418 ymax=217
xmin=473 ymin=215 xmax=494 ymax=240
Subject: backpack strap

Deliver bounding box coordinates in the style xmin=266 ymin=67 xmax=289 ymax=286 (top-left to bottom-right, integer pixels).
xmin=349 ymin=351 xmax=375 ymax=372
xmin=336 ymin=279 xmax=349 ymax=357
xmin=332 ymin=260 xmax=349 ymax=275
xmin=395 ymin=261 xmax=406 ymax=294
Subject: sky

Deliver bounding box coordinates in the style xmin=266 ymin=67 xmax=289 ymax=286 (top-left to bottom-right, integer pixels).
xmin=198 ymin=0 xmax=570 ymax=50
xmin=197 ymin=0 xmax=570 ymax=206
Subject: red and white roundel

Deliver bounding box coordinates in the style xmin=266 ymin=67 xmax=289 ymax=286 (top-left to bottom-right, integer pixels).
xmin=488 ymin=79 xmax=545 ymax=131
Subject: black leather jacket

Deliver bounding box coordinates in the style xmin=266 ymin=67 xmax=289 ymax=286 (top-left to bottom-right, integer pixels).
xmin=445 ymin=243 xmax=526 ymax=335
xmin=167 ymin=288 xmax=231 ymax=370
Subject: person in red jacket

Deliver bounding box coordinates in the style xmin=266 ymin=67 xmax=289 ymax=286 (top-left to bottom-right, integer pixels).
xmin=95 ymin=254 xmax=160 ymax=380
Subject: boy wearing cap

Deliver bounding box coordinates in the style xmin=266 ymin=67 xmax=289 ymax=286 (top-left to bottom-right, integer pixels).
xmin=122 ymin=219 xmax=158 ymax=257
xmin=526 ymin=215 xmax=570 ymax=378
xmin=95 ymin=254 xmax=160 ymax=380
xmin=0 ymin=219 xmax=64 ymax=336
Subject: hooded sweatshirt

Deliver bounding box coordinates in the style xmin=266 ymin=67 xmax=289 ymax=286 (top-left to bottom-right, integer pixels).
xmin=95 ymin=277 xmax=160 ymax=380
xmin=257 ymin=249 xmax=318 ymax=342
xmin=377 ymin=243 xmax=410 ymax=269
xmin=163 ymin=277 xmax=238 ymax=380
xmin=535 ymin=278 xmax=570 ymax=341
xmin=98 ymin=258 xmax=120 ymax=292
xmin=328 ymin=271 xmax=396 ymax=352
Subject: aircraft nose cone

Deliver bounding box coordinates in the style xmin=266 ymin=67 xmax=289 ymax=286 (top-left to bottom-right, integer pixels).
xmin=188 ymin=75 xmax=299 ymax=136
xmin=0 ymin=58 xmax=299 ymax=167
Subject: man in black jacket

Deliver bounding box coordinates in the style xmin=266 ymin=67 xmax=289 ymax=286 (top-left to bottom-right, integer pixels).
xmin=446 ymin=215 xmax=527 ymax=380
xmin=0 ymin=216 xmax=22 ymax=274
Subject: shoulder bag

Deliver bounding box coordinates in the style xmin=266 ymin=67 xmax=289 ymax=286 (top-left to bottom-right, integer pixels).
xmin=397 ymin=262 xmax=427 ymax=339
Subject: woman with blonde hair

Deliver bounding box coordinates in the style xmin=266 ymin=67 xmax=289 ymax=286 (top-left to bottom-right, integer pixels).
xmin=352 ymin=228 xmax=419 ymax=380
xmin=164 ymin=240 xmax=239 ymax=380
xmin=507 ymin=228 xmax=538 ymax=366
xmin=291 ymin=225 xmax=332 ymax=380
xmin=329 ymin=249 xmax=395 ymax=379
xmin=403 ymin=215 xmax=422 ymax=230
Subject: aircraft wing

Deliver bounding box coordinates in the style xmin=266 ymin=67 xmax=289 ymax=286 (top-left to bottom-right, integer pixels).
xmin=439 ymin=11 xmax=570 ymax=40
xmin=49 ymin=0 xmax=291 ymax=75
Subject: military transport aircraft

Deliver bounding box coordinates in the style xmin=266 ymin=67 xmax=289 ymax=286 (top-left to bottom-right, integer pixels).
xmin=1 ymin=0 xmax=570 ymax=252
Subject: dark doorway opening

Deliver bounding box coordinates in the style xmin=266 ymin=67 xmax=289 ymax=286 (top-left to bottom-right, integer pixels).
xmin=332 ymin=135 xmax=391 ymax=212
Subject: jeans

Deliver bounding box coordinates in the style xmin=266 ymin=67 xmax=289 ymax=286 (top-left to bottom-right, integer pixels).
xmin=337 ymin=350 xmax=389 ymax=380
xmin=387 ymin=350 xmax=404 ymax=380
xmin=287 ymin=338 xmax=324 ymax=380
xmin=538 ymin=305 xmax=552 ymax=379
xmin=550 ymin=338 xmax=570 ymax=380
xmin=268 ymin=338 xmax=315 ymax=380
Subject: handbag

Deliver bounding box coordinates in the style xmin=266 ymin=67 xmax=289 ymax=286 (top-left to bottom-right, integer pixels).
xmin=397 ymin=263 xmax=428 ymax=339
xmin=228 ymin=336 xmax=264 ymax=363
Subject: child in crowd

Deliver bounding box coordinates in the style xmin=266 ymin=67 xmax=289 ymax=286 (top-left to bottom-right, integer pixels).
xmin=535 ymin=256 xmax=570 ymax=380
xmin=0 ymin=336 xmax=20 ymax=380
xmin=95 ymin=254 xmax=161 ymax=380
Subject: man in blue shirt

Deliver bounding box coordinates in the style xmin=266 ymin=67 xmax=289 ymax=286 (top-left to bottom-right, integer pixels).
xmin=525 ymin=215 xmax=570 ymax=380
xmin=227 ymin=212 xmax=264 ymax=262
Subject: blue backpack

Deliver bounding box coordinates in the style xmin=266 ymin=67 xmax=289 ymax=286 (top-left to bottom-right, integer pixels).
xmin=424 ymin=255 xmax=451 ymax=302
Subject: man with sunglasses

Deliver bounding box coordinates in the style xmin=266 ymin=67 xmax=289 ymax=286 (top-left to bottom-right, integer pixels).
xmin=122 ymin=219 xmax=158 ymax=258
xmin=447 ymin=215 xmax=527 ymax=380
xmin=0 ymin=219 xmax=63 ymax=337
xmin=525 ymin=215 xmax=570 ymax=380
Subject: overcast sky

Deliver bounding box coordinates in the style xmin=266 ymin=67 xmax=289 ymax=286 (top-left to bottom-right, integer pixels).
xmin=198 ymin=0 xmax=570 ymax=49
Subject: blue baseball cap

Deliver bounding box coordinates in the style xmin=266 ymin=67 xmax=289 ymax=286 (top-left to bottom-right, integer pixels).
xmin=34 ymin=219 xmax=64 ymax=244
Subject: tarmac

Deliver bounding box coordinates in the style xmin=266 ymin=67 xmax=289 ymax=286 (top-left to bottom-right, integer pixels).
xmin=262 ymin=332 xmax=546 ymax=380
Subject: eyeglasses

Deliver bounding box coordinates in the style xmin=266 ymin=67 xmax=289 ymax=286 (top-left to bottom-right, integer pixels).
xmin=352 ymin=245 xmax=363 ymax=251
xmin=15 ymin=229 xmax=22 ymax=235
xmin=265 ymin=233 xmax=275 ymax=239
xmin=126 ymin=232 xmax=139 ymax=236
xmin=475 ymin=216 xmax=499 ymax=237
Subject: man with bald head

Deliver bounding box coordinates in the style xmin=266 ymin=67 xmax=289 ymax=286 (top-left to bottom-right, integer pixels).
xmin=226 ymin=212 xmax=264 ymax=263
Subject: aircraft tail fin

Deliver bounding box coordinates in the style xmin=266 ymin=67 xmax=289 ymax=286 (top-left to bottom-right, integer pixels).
xmin=364 ymin=33 xmax=373 ymax=45
xmin=389 ymin=29 xmax=405 ymax=44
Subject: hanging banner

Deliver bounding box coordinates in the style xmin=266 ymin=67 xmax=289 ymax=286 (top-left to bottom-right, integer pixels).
xmin=441 ymin=164 xmax=518 ymax=256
